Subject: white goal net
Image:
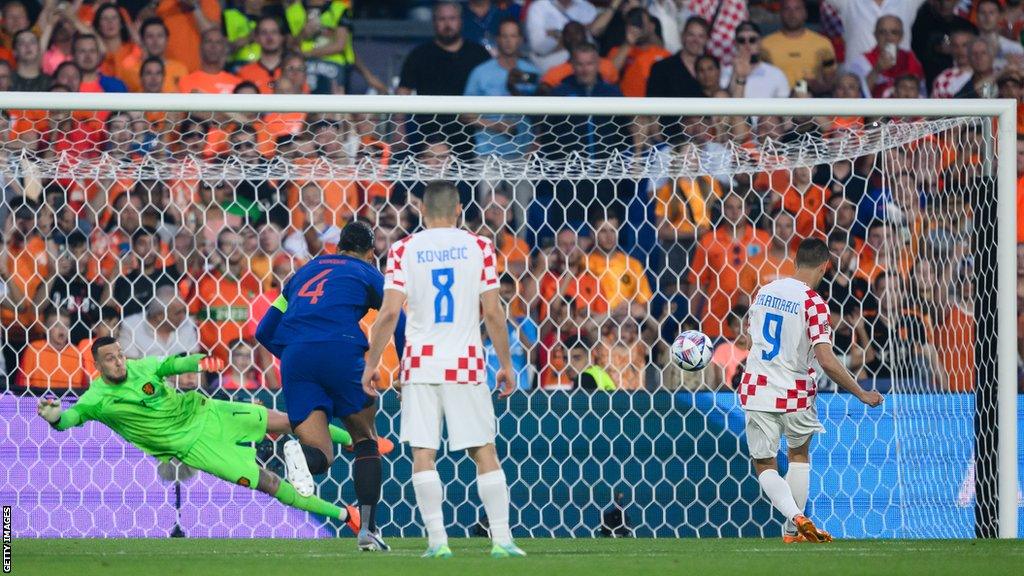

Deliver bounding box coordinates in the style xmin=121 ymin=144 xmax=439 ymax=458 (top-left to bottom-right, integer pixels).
xmin=0 ymin=94 xmax=1017 ymax=539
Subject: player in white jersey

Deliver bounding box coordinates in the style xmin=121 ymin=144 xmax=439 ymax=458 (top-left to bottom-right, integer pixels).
xmin=738 ymin=238 xmax=884 ymax=543
xmin=362 ymin=181 xmax=525 ymax=559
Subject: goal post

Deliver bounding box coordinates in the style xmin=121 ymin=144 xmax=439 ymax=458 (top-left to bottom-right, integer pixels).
xmin=0 ymin=93 xmax=1016 ymax=539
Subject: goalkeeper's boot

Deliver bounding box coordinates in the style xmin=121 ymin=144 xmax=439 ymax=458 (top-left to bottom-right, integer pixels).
xmin=358 ymin=530 xmax=391 ymax=552
xmin=490 ymin=542 xmax=527 ymax=558
xmin=793 ymin=514 xmax=832 ymax=543
xmin=343 ymin=505 xmax=361 ymax=534
xmin=283 ymin=440 xmax=316 ymax=497
xmin=782 ymin=532 xmax=807 ymax=544
xmin=421 ymin=544 xmax=453 ymax=558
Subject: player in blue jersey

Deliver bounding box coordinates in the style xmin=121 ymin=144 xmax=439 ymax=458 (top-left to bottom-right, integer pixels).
xmin=255 ymin=221 xmax=405 ymax=551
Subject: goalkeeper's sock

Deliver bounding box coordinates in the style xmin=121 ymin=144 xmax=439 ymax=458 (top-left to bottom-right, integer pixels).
xmin=328 ymin=424 xmax=353 ymax=447
xmin=476 ymin=469 xmax=512 ymax=546
xmin=274 ymin=479 xmax=347 ymax=521
xmin=412 ymin=470 xmax=448 ymax=547
xmin=353 ymin=439 xmax=382 ymax=533
xmin=783 ymin=462 xmax=811 ymax=535
xmin=757 ymin=469 xmax=802 ymax=521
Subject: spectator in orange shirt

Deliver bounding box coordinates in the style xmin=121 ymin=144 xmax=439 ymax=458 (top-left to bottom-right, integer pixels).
xmin=482 ymin=187 xmax=529 ymax=277
xmin=588 ymin=213 xmax=653 ymax=316
xmin=4 ymin=204 xmax=49 ymax=337
xmin=655 ymin=168 xmax=722 ymax=271
xmin=599 ymin=318 xmax=647 ymax=391
xmin=0 ymin=0 xmax=29 ymax=62
xmin=124 ymin=17 xmax=189 ymax=92
xmin=73 ymin=33 xmax=128 ymax=93
xmin=94 ymin=2 xmax=143 ymax=82
xmin=138 ymin=55 xmax=166 ymax=93
xmin=607 ymin=8 xmax=670 ymax=98
xmin=191 ymin=228 xmax=261 ymax=362
xmin=779 ymin=165 xmax=830 ymax=239
xmin=690 ymin=193 xmax=771 ymax=338
xmin=18 ymin=307 xmax=88 ymax=393
xmin=156 ymin=0 xmax=221 ymax=72
xmin=178 ymin=29 xmax=241 ymax=94
xmin=539 ymin=22 xmax=619 ymax=91
xmin=739 ymin=210 xmax=797 ymax=298
xmin=236 ymin=15 xmax=285 ymax=94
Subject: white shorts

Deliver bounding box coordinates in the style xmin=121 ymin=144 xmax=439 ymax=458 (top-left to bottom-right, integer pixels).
xmin=399 ymin=383 xmax=496 ymax=451
xmin=744 ymin=407 xmax=825 ymax=460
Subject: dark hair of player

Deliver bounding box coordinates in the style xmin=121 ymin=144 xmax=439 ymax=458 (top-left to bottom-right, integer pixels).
xmin=338 ymin=221 xmax=375 ymax=254
xmin=91 ymin=335 xmax=119 ymax=360
xmin=795 ymin=238 xmax=831 ymax=269
xmin=422 ymin=181 xmax=461 ymax=219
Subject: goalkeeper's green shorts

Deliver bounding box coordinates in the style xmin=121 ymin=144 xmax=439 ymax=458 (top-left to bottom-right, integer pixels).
xmin=181 ymin=399 xmax=269 ymax=489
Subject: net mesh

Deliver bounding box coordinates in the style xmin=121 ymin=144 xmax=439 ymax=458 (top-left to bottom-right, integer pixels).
xmin=0 ymin=103 xmax=1003 ymax=538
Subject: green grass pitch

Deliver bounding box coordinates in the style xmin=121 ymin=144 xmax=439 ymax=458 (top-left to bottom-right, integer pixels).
xmin=11 ymin=538 xmax=1024 ymax=576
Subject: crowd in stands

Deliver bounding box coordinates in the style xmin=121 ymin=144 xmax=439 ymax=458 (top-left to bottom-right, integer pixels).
xmin=0 ymin=0 xmax=1021 ymax=397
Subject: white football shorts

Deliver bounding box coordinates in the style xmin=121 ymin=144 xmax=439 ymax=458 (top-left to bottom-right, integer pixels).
xmin=399 ymin=383 xmax=496 ymax=451
xmin=744 ymin=407 xmax=825 ymax=460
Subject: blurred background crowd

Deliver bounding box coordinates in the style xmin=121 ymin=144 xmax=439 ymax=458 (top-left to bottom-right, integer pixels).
xmin=0 ymin=0 xmax=1021 ymax=398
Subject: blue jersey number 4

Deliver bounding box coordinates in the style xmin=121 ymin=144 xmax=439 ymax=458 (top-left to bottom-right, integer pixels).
xmin=432 ymin=268 xmax=455 ymax=323
xmin=761 ymin=312 xmax=784 ymax=361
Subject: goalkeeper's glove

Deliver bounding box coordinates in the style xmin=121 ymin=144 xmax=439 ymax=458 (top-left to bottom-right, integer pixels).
xmin=198 ymin=356 xmax=226 ymax=372
xmin=37 ymin=398 xmax=62 ymax=425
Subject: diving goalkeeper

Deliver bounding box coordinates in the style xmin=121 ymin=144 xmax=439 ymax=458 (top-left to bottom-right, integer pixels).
xmin=36 ymin=337 xmax=360 ymax=532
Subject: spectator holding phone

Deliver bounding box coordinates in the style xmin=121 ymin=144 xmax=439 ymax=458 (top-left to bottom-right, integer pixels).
xmin=463 ymin=19 xmax=539 ymax=158
xmin=847 ymin=15 xmax=924 ymax=98
xmin=721 ymin=22 xmax=789 ymax=99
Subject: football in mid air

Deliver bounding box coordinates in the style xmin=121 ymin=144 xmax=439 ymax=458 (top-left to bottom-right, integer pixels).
xmin=671 ymin=330 xmax=713 ymax=372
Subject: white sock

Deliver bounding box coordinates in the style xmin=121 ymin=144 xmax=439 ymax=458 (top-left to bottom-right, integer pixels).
xmin=412 ymin=470 xmax=448 ymax=547
xmin=477 ymin=469 xmax=512 ymax=546
xmin=783 ymin=462 xmax=811 ymax=534
xmin=758 ymin=469 xmax=802 ymax=521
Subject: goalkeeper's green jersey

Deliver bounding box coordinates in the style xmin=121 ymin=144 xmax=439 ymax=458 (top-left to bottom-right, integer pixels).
xmin=54 ymin=355 xmax=208 ymax=461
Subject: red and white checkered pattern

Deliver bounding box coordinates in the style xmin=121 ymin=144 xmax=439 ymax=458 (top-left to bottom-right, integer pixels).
xmin=774 ymin=378 xmax=817 ymax=413
xmin=473 ymin=234 xmax=499 ymax=290
xmin=804 ymin=289 xmax=832 ymax=346
xmin=737 ymin=372 xmax=768 ymax=408
xmin=689 ymin=0 xmax=748 ymax=66
xmin=386 ymin=228 xmax=497 ymax=384
xmin=443 ymin=345 xmax=486 ymax=384
xmin=384 ymin=236 xmax=411 ymax=290
xmin=401 ymin=343 xmax=434 ymax=382
xmin=931 ymin=67 xmax=972 ymax=99
xmin=742 ymin=278 xmax=831 ymax=413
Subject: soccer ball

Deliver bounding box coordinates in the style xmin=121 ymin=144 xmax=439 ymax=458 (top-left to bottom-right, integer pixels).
xmin=671 ymin=330 xmax=713 ymax=372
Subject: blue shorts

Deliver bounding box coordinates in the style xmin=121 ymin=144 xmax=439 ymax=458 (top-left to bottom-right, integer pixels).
xmin=280 ymin=341 xmax=370 ymax=427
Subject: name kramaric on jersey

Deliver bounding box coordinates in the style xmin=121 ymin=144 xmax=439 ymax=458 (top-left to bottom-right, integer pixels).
xmin=754 ymin=292 xmax=801 ymax=315
xmin=415 ymin=246 xmax=470 ymax=264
